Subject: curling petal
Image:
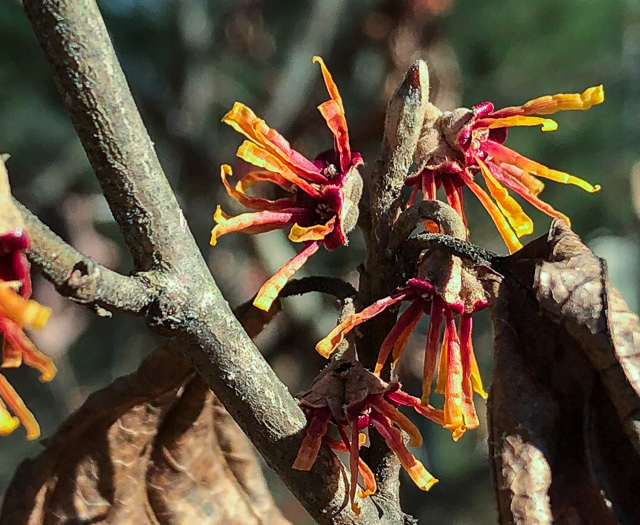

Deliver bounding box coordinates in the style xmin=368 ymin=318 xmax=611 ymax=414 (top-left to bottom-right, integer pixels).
xmin=316 ymin=288 xmax=414 ymax=358
xmin=476 ymin=157 xmax=533 ymax=237
xmin=313 ymin=56 xmax=344 ymax=111
xmin=370 ymin=395 xmax=423 ymax=447
xmin=374 ymin=299 xmax=424 ymax=375
xmin=489 ymin=85 xmax=605 ymax=118
xmin=460 ymin=171 xmax=522 ymax=253
xmin=237 ymin=141 xmax=323 ymax=198
xmin=210 ymin=206 xmax=314 ymax=245
xmin=483 ymin=140 xmax=601 ymax=193
xmin=254 ymin=241 xmax=321 ymax=311
xmin=0 ymin=374 xmax=39 ymax=440
xmin=222 ymin=102 xmax=326 ymax=183
xmin=220 ymin=165 xmax=296 ymax=211
xmin=0 ymin=282 xmax=51 ymax=329
xmin=0 ymin=318 xmax=56 ymax=382
xmin=318 ymin=99 xmax=351 ymax=173
xmin=288 ymin=217 xmax=335 ymax=243
xmin=371 ymin=412 xmax=438 ymax=491
xmin=474 ymin=115 xmax=558 ymax=132
xmin=0 ymin=400 xmax=19 ymax=436
xmin=422 ymin=298 xmax=444 ymax=404
xmin=236 ymin=170 xmax=293 ymax=193
xmin=293 ymin=408 xmax=331 ymax=470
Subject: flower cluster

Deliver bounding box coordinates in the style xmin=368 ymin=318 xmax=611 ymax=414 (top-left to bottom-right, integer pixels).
xmin=316 ymin=249 xmax=488 ymax=440
xmin=211 ymin=57 xmax=606 ymax=511
xmin=408 ymin=86 xmax=604 ymax=252
xmin=211 ymin=56 xmax=363 ymax=311
xmin=0 ymin=160 xmax=54 ymax=439
xmin=292 ymin=361 xmax=440 ymax=513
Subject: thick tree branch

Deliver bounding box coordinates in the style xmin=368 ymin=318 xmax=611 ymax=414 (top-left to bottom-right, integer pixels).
xmin=21 ymin=0 xmax=383 ymax=522
xmin=16 ymin=199 xmax=156 ymax=316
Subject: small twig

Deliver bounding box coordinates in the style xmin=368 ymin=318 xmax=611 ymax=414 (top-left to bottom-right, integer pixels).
xmin=280 ymin=276 xmax=358 ymax=301
xmin=405 ymin=233 xmax=498 ymax=266
xmin=16 ymin=199 xmax=156 ymax=316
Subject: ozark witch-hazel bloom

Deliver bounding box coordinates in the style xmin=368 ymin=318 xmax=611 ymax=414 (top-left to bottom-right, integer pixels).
xmin=0 ymin=159 xmax=54 ymax=440
xmin=293 ymin=360 xmax=441 ymax=513
xmin=408 ymin=85 xmax=604 ymax=252
xmin=316 ymin=247 xmax=488 ymax=441
xmin=211 ymin=57 xmax=363 ymax=311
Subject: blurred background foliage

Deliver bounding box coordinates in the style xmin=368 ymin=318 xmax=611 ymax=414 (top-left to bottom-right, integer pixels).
xmin=0 ymin=0 xmax=638 ymax=523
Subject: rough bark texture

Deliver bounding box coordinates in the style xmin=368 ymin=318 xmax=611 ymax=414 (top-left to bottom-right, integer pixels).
xmin=487 ymin=220 xmax=640 ymax=525
xmin=18 ymin=0 xmax=386 ymax=522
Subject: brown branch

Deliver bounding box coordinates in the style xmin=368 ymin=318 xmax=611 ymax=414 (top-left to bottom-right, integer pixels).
xmin=355 ymin=61 xmax=431 ymax=509
xmin=16 ymin=199 xmax=156 ymax=316
xmin=21 ymin=0 xmax=386 ymax=522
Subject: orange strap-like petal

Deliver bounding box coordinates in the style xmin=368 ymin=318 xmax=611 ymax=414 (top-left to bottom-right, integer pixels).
xmin=313 ymin=56 xmax=344 ymax=111
xmin=325 ymin=435 xmax=377 ymax=499
xmin=371 ymin=412 xmax=438 ymax=491
xmin=474 ymin=115 xmax=558 ymax=132
xmin=236 ymin=170 xmax=293 ymax=193
xmin=521 ymin=85 xmax=605 ymax=115
xmin=0 ymin=318 xmax=56 ymax=382
xmin=490 ymin=85 xmax=604 ymax=118
xmin=288 ymin=217 xmax=335 ymax=243
xmin=476 ymin=157 xmax=533 ymax=237
xmin=0 ymin=283 xmax=51 ymax=329
xmin=422 ymin=297 xmax=444 ymax=405
xmin=0 ymin=398 xmax=19 ymax=436
xmin=222 ymin=102 xmax=326 ymax=183
xmin=458 ymin=314 xmax=480 ymax=430
xmin=318 ymin=99 xmax=351 ymax=173
xmin=443 ymin=313 xmax=466 ymax=441
xmin=253 ymin=241 xmax=321 ymax=311
xmin=237 ymin=141 xmax=323 ymax=198
xmin=292 ymin=408 xmax=331 ymax=471
xmin=370 ymin=395 xmax=423 ymax=447
xmin=220 ymin=165 xmax=296 ymax=211
xmin=374 ymin=298 xmax=424 ymax=375
xmin=491 ymin=161 xmax=570 ymax=225
xmin=210 ymin=206 xmax=313 ymax=245
xmin=460 ymin=171 xmax=522 ymax=253
xmin=483 ymin=140 xmax=600 ymax=193
xmin=316 ymin=288 xmax=414 ymax=358
xmin=0 ymin=373 xmax=39 ymax=440
xmin=2 ymin=340 xmax=22 ymax=368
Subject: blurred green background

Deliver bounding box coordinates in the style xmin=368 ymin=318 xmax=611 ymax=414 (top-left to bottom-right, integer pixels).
xmin=0 ymin=0 xmax=638 ymax=523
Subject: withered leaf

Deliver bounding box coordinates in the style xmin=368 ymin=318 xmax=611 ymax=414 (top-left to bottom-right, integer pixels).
xmin=0 ymin=345 xmax=290 ymax=525
xmin=486 ymin=219 xmax=640 ymax=525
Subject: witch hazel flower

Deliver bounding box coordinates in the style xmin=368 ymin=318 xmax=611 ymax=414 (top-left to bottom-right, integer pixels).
xmin=293 ymin=360 xmax=440 ymax=513
xmin=316 ymin=248 xmax=488 ymax=441
xmin=0 ymin=159 xmax=54 ymax=440
xmin=408 ymin=85 xmax=604 ymax=252
xmin=211 ymin=57 xmax=363 ymax=311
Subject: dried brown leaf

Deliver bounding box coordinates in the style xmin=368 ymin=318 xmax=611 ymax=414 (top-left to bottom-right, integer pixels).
xmin=486 ymin=219 xmax=640 ymax=525
xmin=0 ymin=345 xmax=289 ymax=525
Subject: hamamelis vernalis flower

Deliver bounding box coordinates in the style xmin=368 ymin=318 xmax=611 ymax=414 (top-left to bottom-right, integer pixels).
xmin=408 ymin=86 xmax=604 ymax=252
xmin=316 ymin=250 xmax=488 ymax=440
xmin=0 ymin=160 xmax=54 ymax=439
xmin=211 ymin=57 xmax=363 ymax=311
xmin=293 ymin=361 xmax=440 ymax=513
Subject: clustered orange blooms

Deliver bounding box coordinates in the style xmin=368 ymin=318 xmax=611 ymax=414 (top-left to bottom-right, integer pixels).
xmin=211 ymin=56 xmax=363 ymax=311
xmin=0 ymin=161 xmax=54 ymax=440
xmin=211 ymin=59 xmax=604 ymax=507
xmin=407 ymin=85 xmax=604 ymax=252
xmin=291 ymin=362 xmax=442 ymax=513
